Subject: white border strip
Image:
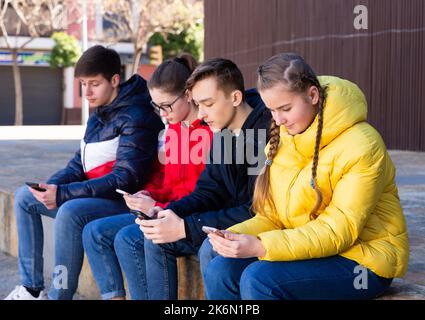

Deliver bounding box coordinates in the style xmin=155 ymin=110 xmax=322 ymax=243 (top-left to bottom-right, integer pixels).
xmin=0 ymin=125 xmax=85 ymax=140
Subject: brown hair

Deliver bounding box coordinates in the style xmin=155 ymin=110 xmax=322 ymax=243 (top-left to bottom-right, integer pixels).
xmin=253 ymin=53 xmax=326 ymax=220
xmin=148 ymin=52 xmax=198 ymax=95
xmin=74 ymin=45 xmax=121 ymax=81
xmin=185 ymin=58 xmax=245 ymax=100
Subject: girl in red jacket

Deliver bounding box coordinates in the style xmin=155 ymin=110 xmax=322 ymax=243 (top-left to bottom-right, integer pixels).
xmin=82 ymin=53 xmax=212 ymax=300
xmin=124 ymin=53 xmax=213 ymax=212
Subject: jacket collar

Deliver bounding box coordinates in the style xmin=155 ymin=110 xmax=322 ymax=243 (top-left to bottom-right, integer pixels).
xmin=95 ymin=74 xmax=149 ymax=122
xmin=280 ymin=76 xmax=368 ymax=159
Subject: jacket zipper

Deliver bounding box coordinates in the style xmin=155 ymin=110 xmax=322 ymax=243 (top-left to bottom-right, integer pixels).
xmin=285 ymin=168 xmax=303 ymax=227
xmin=82 ymin=141 xmax=87 ymax=173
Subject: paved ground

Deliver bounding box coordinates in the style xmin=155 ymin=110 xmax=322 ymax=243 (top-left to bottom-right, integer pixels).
xmin=0 ymin=140 xmax=84 ymax=300
xmin=0 ymin=251 xmax=85 ymax=300
xmin=0 ymin=252 xmax=21 ymax=298
xmin=0 ymin=140 xmax=79 ymax=191
xmin=0 ymin=141 xmax=424 ymax=299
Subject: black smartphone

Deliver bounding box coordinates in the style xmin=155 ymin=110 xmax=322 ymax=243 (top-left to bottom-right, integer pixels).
xmin=130 ymin=209 xmax=153 ymax=220
xmin=25 ymin=182 xmax=47 ymax=192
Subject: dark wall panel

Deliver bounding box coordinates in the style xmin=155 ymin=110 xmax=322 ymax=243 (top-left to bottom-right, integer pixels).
xmin=0 ymin=66 xmax=63 ymax=125
xmin=204 ymin=0 xmax=425 ymax=151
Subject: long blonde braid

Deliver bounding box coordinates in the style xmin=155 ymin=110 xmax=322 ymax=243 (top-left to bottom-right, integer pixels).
xmin=252 ymin=119 xmax=280 ymax=215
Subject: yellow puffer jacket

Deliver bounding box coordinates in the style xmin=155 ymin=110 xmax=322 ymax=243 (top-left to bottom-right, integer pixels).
xmin=229 ymin=76 xmax=409 ymax=278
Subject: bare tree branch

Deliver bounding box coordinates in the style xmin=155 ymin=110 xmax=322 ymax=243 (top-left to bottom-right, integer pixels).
xmin=0 ymin=23 xmax=12 ymax=48
xmin=101 ymin=0 xmax=203 ymax=72
xmin=0 ymin=0 xmax=71 ymax=125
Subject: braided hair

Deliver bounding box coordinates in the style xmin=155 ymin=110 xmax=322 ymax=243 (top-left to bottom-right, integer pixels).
xmin=253 ymin=53 xmax=327 ymax=220
xmin=252 ymin=118 xmax=280 ymax=214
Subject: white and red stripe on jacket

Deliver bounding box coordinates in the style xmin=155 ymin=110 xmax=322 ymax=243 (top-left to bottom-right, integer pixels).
xmin=80 ymin=136 xmax=119 ymax=179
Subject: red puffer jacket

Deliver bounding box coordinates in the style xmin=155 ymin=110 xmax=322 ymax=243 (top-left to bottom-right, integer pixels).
xmin=144 ymin=119 xmax=213 ymax=208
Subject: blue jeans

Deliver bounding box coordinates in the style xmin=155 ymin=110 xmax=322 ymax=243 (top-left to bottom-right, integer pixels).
xmin=91 ymin=220 xmax=199 ymax=300
xmin=143 ymin=236 xmax=200 ymax=300
xmin=200 ymin=239 xmax=393 ymax=300
xmin=198 ymin=237 xmax=218 ymax=283
xmin=84 ymin=213 xmax=202 ymax=300
xmin=82 ymin=214 xmax=145 ymax=300
xmin=13 ymin=185 xmax=129 ymax=300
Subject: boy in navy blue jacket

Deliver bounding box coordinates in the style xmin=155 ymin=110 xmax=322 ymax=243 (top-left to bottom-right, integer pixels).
xmin=5 ymin=45 xmax=164 ymax=300
xmin=111 ymin=58 xmax=271 ymax=300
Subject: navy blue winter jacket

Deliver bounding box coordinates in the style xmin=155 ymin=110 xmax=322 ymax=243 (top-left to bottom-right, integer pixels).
xmin=166 ymin=88 xmax=272 ymax=246
xmin=48 ymin=74 xmax=164 ymax=206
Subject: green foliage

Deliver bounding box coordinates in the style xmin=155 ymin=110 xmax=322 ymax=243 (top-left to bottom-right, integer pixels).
xmin=148 ymin=22 xmax=204 ymax=62
xmin=49 ymin=32 xmax=81 ymax=68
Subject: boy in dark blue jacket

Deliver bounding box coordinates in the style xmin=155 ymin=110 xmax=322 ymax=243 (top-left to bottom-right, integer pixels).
xmin=110 ymin=58 xmax=271 ymax=300
xmin=5 ymin=45 xmax=164 ymax=300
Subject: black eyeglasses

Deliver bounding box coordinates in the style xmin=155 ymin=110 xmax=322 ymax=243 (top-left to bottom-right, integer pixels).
xmin=150 ymin=93 xmax=184 ymax=113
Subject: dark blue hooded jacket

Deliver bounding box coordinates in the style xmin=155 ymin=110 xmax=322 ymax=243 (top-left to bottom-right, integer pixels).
xmin=48 ymin=74 xmax=164 ymax=206
xmin=166 ymin=88 xmax=271 ymax=246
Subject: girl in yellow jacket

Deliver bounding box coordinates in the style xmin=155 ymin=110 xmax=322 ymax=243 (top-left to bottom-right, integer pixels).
xmin=200 ymin=53 xmax=409 ymax=300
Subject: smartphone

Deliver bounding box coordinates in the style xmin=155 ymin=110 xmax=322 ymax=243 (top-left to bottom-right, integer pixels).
xmin=130 ymin=209 xmax=153 ymax=220
xmin=116 ymin=189 xmax=130 ymax=196
xmin=25 ymin=182 xmax=47 ymax=192
xmin=202 ymin=226 xmax=225 ymax=237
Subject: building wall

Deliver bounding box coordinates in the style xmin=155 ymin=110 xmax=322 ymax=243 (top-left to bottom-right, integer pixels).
xmin=204 ymin=0 xmax=425 ymax=151
xmin=0 ymin=0 xmax=138 ymax=124
xmin=0 ymin=65 xmax=63 ymax=125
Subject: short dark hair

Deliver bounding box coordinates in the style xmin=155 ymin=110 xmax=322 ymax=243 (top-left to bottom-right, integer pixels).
xmin=74 ymin=45 xmax=121 ymax=81
xmin=185 ymin=58 xmax=245 ymax=100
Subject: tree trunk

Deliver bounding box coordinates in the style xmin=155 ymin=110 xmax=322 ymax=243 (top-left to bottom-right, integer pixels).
xmin=132 ymin=47 xmax=143 ymax=75
xmin=12 ymin=50 xmax=24 ymax=126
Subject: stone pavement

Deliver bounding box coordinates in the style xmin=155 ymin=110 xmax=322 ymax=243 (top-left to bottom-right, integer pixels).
xmin=0 ymin=251 xmax=85 ymax=300
xmin=0 ymin=140 xmax=91 ymax=299
xmin=384 ymin=151 xmax=425 ymax=299
xmin=0 ymin=141 xmax=424 ymax=299
xmin=0 ymin=251 xmax=20 ymax=297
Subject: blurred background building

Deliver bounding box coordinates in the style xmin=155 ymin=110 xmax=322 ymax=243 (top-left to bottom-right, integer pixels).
xmin=1 ymin=0 xmax=424 ymax=151
xmin=0 ymin=0 xmax=203 ymax=126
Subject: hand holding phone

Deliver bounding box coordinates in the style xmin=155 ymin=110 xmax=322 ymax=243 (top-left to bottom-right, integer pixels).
xmin=202 ymin=226 xmax=225 ymax=238
xmin=130 ymin=209 xmax=153 ymax=220
xmin=26 ymin=182 xmax=47 ymax=192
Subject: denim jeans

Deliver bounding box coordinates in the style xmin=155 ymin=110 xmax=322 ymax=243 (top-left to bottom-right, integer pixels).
xmin=91 ymin=220 xmax=199 ymax=300
xmin=13 ymin=185 xmax=129 ymax=300
xmin=143 ymin=236 xmax=200 ymax=300
xmin=200 ymin=239 xmax=393 ymax=300
xmin=82 ymin=214 xmax=141 ymax=300
xmin=198 ymin=237 xmax=219 ymax=282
